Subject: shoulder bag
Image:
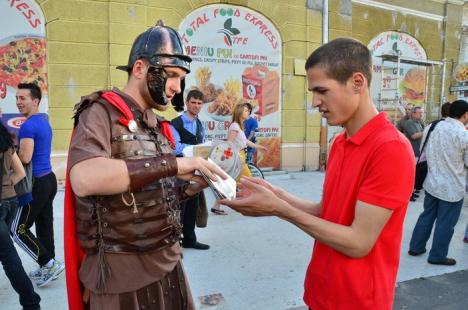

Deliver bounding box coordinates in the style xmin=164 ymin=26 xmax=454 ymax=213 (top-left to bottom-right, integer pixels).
xmin=414 ymin=120 xmax=442 ymax=190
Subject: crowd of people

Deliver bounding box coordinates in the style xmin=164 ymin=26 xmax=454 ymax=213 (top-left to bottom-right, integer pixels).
xmin=396 ymin=100 xmax=468 ymax=265
xmin=0 ymin=22 xmax=466 ymax=310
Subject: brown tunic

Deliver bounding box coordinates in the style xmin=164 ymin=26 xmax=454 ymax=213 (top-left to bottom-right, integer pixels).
xmin=68 ymin=90 xmax=193 ymax=309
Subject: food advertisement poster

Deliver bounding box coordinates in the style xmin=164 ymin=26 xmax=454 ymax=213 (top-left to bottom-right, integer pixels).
xmin=0 ymin=0 xmax=48 ymax=132
xmin=368 ymin=32 xmax=427 ymax=118
xmin=452 ymin=62 xmax=468 ymax=100
xmin=179 ymin=4 xmax=282 ymax=168
xmin=454 ymin=63 xmax=468 ymax=83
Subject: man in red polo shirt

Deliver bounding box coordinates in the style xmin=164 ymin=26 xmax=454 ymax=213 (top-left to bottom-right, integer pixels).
xmin=221 ymin=38 xmax=415 ymax=309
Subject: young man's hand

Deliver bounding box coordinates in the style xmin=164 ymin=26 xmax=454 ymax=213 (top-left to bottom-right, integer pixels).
xmin=241 ymin=177 xmax=283 ymax=197
xmin=220 ymin=177 xmax=288 ymax=217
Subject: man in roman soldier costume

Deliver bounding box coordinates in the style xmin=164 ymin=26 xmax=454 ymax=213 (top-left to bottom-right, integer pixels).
xmin=64 ymin=21 xmax=226 ymax=310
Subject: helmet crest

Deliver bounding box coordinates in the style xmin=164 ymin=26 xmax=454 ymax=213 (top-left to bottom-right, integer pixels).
xmin=117 ymin=22 xmax=191 ymax=73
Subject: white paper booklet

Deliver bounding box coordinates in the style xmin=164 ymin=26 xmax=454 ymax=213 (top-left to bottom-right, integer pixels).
xmin=199 ymin=158 xmax=237 ymax=200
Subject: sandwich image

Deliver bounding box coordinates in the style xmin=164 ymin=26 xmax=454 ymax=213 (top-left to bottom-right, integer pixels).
xmin=400 ymin=67 xmax=426 ymax=105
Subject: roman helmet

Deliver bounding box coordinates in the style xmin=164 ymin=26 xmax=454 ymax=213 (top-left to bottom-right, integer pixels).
xmin=117 ymin=20 xmax=191 ymax=111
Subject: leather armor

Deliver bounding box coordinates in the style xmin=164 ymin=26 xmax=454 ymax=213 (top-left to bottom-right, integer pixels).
xmin=73 ymin=91 xmax=187 ymax=256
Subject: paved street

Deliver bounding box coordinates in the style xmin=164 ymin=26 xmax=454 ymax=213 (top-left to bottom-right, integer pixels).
xmin=394 ymin=269 xmax=468 ymax=310
xmin=1 ymin=171 xmax=467 ymax=309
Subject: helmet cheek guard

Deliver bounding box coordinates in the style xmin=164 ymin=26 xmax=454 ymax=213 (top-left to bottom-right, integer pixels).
xmin=146 ymin=67 xmax=185 ymax=112
xmin=171 ymin=79 xmax=185 ymax=112
xmin=146 ymin=67 xmax=168 ymax=107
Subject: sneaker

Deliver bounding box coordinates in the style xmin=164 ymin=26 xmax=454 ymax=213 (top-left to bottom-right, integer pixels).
xmin=29 ymin=267 xmax=43 ymax=281
xmin=52 ymin=260 xmax=65 ymax=281
xmin=35 ymin=260 xmax=65 ymax=288
xmin=30 ymin=261 xmax=63 ymax=282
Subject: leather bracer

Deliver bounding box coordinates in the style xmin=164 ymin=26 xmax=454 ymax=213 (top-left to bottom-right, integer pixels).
xmin=125 ymin=154 xmax=178 ymax=192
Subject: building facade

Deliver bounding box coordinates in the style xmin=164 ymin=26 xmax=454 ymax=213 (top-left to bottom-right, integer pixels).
xmin=0 ymin=0 xmax=464 ymax=178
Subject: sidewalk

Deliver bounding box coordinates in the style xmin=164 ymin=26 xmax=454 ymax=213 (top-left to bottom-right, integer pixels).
xmin=1 ymin=171 xmax=467 ymax=309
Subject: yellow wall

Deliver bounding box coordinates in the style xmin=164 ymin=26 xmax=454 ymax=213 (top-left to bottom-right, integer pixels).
xmin=36 ymin=0 xmax=322 ymax=146
xmin=34 ymin=0 xmax=464 ymax=175
xmin=35 ymin=0 xmax=325 ymax=174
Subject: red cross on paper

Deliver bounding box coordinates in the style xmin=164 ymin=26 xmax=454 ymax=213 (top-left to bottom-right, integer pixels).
xmin=223 ymin=147 xmax=233 ymax=159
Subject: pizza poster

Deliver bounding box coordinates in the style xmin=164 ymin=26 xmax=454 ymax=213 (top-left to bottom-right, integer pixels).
xmin=368 ymin=32 xmax=428 ymax=119
xmin=179 ymin=4 xmax=282 ymax=169
xmin=0 ymin=0 xmax=48 ymax=133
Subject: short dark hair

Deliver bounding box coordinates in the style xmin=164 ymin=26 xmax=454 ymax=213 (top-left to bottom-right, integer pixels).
xmin=305 ymin=38 xmax=372 ymax=85
xmin=186 ymin=89 xmax=204 ymax=102
xmin=440 ymin=102 xmax=451 ymax=118
xmin=412 ymin=106 xmax=422 ymax=113
xmin=244 ymin=102 xmax=253 ymax=113
xmin=17 ymin=83 xmax=42 ymax=102
xmin=449 ymin=100 xmax=468 ymax=119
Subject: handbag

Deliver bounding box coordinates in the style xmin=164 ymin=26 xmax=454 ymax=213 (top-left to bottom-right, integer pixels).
xmin=414 ymin=161 xmax=427 ymax=190
xmin=196 ymin=190 xmax=208 ymax=228
xmin=14 ymin=162 xmax=32 ymax=196
xmin=414 ymin=119 xmax=442 ymax=190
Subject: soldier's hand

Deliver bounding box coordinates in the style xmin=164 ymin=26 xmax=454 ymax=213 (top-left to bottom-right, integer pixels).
xmin=176 ymin=157 xmax=228 ymax=182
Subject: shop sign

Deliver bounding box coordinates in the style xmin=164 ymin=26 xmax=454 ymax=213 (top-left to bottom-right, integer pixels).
xmin=179 ymin=4 xmax=282 ymax=168
xmin=368 ymin=31 xmax=427 ymax=112
xmin=0 ymin=0 xmax=48 ymax=132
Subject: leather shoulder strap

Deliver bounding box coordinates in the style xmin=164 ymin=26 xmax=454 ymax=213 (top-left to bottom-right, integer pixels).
xmin=418 ymin=119 xmax=443 ymax=164
xmin=73 ymin=91 xmax=103 ymax=128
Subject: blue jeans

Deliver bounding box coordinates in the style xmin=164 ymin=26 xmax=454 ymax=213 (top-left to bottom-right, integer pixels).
xmin=409 ymin=191 xmax=464 ymax=261
xmin=0 ymin=198 xmax=41 ymax=310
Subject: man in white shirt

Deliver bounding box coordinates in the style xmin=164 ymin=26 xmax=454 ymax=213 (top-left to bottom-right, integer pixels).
xmin=408 ymin=100 xmax=468 ymax=265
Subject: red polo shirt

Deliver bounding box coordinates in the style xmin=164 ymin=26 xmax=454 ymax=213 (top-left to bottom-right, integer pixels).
xmin=304 ymin=112 xmax=415 ymax=310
